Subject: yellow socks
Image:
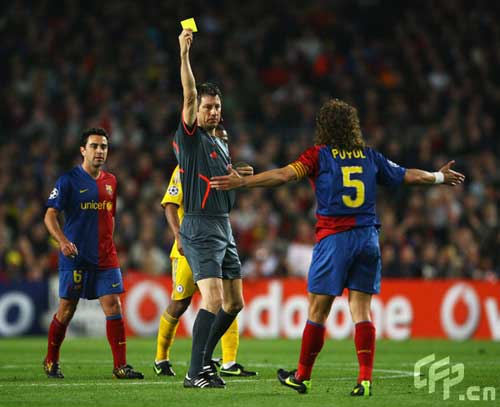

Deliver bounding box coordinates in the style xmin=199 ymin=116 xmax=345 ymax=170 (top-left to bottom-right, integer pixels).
xmin=221 ymin=318 xmax=239 ymax=366
xmin=155 ymin=311 xmax=179 ymax=362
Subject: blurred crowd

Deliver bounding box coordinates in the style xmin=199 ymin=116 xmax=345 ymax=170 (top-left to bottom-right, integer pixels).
xmin=1 ymin=0 xmax=499 ymax=283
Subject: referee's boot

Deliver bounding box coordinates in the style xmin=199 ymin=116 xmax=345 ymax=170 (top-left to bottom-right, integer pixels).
xmin=202 ymin=361 xmax=226 ymax=386
xmin=183 ymin=371 xmax=226 ymax=389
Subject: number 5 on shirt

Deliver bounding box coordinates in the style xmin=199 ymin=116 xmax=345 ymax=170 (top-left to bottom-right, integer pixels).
xmin=341 ymin=166 xmax=365 ymax=208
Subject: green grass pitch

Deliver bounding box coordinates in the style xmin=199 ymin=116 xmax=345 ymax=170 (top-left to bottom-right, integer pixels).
xmin=0 ymin=337 xmax=498 ymax=406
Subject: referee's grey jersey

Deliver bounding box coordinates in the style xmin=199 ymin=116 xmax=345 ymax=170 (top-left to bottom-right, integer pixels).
xmin=173 ymin=119 xmax=235 ymax=215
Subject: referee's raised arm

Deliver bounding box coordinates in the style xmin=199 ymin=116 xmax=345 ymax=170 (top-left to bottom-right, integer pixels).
xmin=179 ymin=29 xmax=197 ymax=127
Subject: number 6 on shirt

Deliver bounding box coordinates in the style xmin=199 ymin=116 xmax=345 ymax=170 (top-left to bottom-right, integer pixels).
xmin=73 ymin=269 xmax=83 ymax=284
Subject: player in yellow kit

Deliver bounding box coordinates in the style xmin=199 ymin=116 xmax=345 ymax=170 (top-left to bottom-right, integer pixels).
xmin=154 ymin=160 xmax=257 ymax=377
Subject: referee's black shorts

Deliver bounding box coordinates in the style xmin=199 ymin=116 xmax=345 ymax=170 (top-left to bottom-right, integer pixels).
xmin=180 ymin=214 xmax=242 ymax=283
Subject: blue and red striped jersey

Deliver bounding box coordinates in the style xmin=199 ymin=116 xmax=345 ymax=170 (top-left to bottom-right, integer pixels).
xmin=46 ymin=165 xmax=119 ymax=270
xmin=288 ymin=146 xmax=406 ymax=241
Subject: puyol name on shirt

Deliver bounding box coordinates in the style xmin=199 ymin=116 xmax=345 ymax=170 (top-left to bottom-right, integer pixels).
xmin=331 ymin=149 xmax=367 ymax=160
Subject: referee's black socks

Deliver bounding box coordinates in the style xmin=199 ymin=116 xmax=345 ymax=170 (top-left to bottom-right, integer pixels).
xmin=188 ymin=308 xmax=216 ymax=378
xmin=203 ymin=309 xmax=238 ymax=366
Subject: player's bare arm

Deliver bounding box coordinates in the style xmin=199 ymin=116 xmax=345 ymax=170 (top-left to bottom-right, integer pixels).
xmin=164 ymin=203 xmax=184 ymax=255
xmin=404 ymin=160 xmax=465 ymax=186
xmin=211 ymin=165 xmax=297 ymax=190
xmin=44 ymin=207 xmax=78 ymax=257
xmin=179 ymin=29 xmax=197 ymax=127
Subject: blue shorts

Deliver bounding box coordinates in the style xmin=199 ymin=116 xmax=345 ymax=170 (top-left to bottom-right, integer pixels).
xmin=308 ymin=227 xmax=381 ymax=296
xmin=59 ymin=267 xmax=124 ymax=300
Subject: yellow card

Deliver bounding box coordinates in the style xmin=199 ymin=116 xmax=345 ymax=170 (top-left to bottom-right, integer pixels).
xmin=181 ymin=18 xmax=198 ymax=32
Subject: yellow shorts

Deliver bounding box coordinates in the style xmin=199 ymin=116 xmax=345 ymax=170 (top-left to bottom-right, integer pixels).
xmin=171 ymin=256 xmax=198 ymax=301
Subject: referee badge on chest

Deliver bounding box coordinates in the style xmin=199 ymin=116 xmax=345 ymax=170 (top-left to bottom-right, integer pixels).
xmin=106 ymin=184 xmax=113 ymax=196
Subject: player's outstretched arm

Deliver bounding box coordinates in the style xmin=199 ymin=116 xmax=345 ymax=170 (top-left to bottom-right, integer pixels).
xmin=179 ymin=29 xmax=197 ymax=127
xmin=44 ymin=208 xmax=78 ymax=257
xmin=211 ymin=165 xmax=297 ymax=190
xmin=404 ymin=160 xmax=465 ymax=186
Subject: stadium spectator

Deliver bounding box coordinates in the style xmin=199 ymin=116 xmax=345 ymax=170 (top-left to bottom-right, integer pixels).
xmin=0 ymin=0 xmax=498 ymax=282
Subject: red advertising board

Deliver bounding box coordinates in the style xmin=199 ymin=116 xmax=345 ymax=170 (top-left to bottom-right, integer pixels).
xmin=121 ymin=272 xmax=500 ymax=340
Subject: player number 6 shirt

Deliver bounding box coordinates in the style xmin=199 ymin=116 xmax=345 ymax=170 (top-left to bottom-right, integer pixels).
xmin=47 ymin=165 xmax=119 ymax=270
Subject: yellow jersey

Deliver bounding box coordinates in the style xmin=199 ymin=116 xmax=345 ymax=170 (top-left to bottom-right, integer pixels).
xmin=160 ymin=165 xmax=184 ymax=259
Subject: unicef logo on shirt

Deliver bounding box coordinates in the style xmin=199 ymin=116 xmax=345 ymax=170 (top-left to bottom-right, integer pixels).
xmin=49 ymin=188 xmax=59 ymax=200
xmin=168 ymin=185 xmax=179 ymax=196
xmin=80 ymin=200 xmax=113 ymax=211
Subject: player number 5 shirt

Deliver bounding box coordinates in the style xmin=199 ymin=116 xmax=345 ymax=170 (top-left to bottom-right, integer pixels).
xmin=288 ymin=146 xmax=407 ymax=242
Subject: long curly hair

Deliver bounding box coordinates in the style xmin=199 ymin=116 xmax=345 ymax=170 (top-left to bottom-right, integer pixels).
xmin=314 ymin=99 xmax=366 ymax=150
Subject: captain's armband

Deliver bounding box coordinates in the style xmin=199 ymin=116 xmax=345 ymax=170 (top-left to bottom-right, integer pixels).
xmin=288 ymin=162 xmax=308 ymax=180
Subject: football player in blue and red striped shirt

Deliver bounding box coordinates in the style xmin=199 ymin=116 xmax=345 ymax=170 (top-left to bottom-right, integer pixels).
xmin=43 ymin=127 xmax=143 ymax=380
xmin=211 ymin=99 xmax=465 ymax=397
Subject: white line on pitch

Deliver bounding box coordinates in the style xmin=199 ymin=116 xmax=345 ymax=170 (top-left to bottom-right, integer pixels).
xmin=0 ymin=369 xmax=415 ymax=387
